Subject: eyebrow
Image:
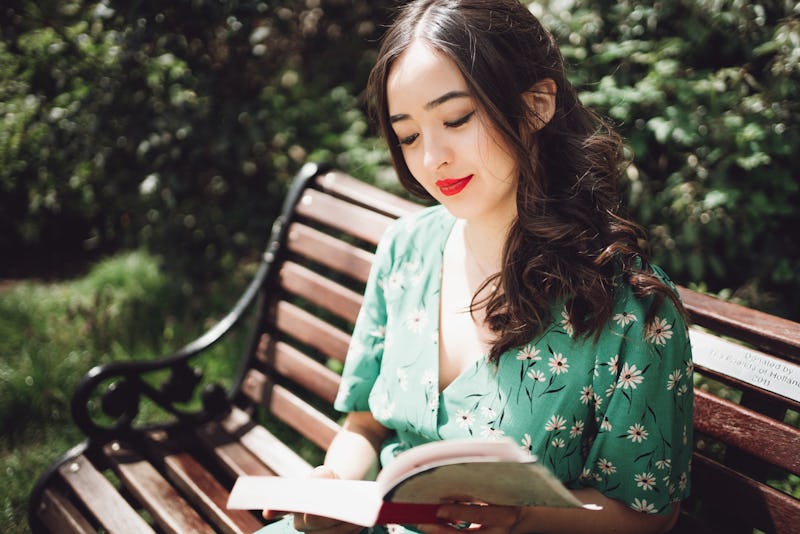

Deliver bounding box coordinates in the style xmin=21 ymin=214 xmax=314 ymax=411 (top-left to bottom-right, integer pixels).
xmin=389 ymin=90 xmax=471 ymax=124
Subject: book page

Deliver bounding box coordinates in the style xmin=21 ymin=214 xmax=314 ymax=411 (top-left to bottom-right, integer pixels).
xmin=227 ymin=476 xmax=383 ymax=526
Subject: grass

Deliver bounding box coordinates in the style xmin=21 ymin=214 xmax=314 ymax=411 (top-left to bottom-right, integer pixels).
xmin=0 ymin=250 xmax=251 ymax=533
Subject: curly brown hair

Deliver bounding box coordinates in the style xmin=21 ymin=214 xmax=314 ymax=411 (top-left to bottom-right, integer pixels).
xmin=368 ymin=0 xmax=686 ymax=362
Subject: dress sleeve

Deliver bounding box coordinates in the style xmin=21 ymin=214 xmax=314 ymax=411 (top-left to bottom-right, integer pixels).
xmin=577 ymin=283 xmax=694 ymax=516
xmin=332 ymin=222 xmax=397 ymax=413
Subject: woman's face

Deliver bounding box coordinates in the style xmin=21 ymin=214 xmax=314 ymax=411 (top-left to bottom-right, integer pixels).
xmin=386 ymin=40 xmax=518 ymax=226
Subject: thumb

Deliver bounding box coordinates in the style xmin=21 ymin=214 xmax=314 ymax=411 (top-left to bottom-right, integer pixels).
xmin=310 ymin=465 xmax=340 ymax=479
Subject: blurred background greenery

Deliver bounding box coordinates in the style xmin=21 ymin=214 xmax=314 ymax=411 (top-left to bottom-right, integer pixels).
xmin=2 ymin=0 xmax=799 ymax=532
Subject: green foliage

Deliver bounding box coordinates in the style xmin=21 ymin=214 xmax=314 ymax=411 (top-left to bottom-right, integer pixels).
xmin=533 ymin=0 xmax=800 ymax=317
xmin=1 ymin=0 xmax=394 ymax=287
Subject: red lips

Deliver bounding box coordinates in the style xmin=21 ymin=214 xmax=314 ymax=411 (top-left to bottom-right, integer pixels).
xmin=435 ymin=175 xmax=473 ymax=196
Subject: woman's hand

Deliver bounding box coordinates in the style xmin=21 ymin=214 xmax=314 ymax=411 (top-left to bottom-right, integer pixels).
xmin=261 ymin=466 xmax=363 ymax=534
xmin=418 ymin=502 xmax=523 ymax=534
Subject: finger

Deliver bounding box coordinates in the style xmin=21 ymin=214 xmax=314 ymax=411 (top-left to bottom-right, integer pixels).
xmin=262 ymin=509 xmax=287 ymax=520
xmin=436 ymin=503 xmax=521 ymax=529
xmin=293 ymin=512 xmax=347 ymax=532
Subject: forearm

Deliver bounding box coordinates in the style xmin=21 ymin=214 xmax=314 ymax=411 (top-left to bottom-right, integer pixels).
xmin=323 ymin=411 xmax=389 ymax=480
xmin=514 ymin=488 xmax=679 ymax=534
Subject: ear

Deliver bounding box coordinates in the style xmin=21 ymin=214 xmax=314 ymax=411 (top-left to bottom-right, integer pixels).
xmin=522 ymin=78 xmax=556 ymax=131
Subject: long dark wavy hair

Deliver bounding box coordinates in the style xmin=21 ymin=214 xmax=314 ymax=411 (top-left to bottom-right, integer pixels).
xmin=368 ymin=0 xmax=687 ymax=362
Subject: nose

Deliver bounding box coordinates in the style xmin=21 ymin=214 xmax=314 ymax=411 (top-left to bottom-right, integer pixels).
xmin=422 ymin=132 xmax=452 ymax=173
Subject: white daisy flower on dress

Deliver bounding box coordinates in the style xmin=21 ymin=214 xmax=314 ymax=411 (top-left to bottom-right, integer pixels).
xmin=631 ymin=498 xmax=657 ymax=514
xmin=635 ymin=472 xmax=657 ymax=491
xmin=613 ymin=312 xmax=638 ymax=327
xmin=600 ymin=416 xmax=613 ymax=432
xmin=679 ymin=472 xmax=688 ymax=491
xmin=521 ymin=433 xmax=533 ymax=452
xmin=626 ymin=423 xmax=649 ymax=443
xmin=597 ymin=458 xmax=616 ymax=475
xmin=570 ymin=420 xmax=584 ymax=438
xmin=560 ymin=308 xmax=574 ymax=337
xmin=420 ymin=369 xmax=436 ymax=386
xmin=527 ymin=369 xmax=546 ymax=382
xmin=544 ymin=414 xmax=567 ymax=432
xmin=405 ymin=308 xmax=428 ymax=334
xmin=607 ymin=354 xmax=619 ymax=375
xmin=516 ymin=343 xmax=541 ymax=361
xmin=617 ymin=363 xmax=644 ymax=389
xmin=666 ymin=369 xmax=682 ymax=390
xmin=455 ymin=409 xmax=474 ymax=430
xmin=480 ymin=406 xmax=497 ymax=420
xmin=579 ymin=385 xmax=595 ymax=405
xmin=369 ymin=325 xmax=386 ymax=339
xmin=386 ymin=271 xmax=405 ymax=293
xmin=548 ymin=353 xmax=570 ymax=375
xmin=655 ymin=459 xmax=671 ymax=470
xmin=551 ymin=438 xmax=565 ymax=448
xmin=645 ymin=316 xmax=673 ymax=345
xmin=579 ymin=468 xmax=593 ymax=480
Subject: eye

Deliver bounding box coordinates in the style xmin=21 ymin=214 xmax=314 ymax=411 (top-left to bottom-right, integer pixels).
xmin=444 ymin=110 xmax=476 ymax=128
xmin=397 ymin=133 xmax=419 ymax=146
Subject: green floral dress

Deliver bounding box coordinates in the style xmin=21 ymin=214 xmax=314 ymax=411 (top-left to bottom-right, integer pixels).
xmin=257 ymin=205 xmax=693 ymax=533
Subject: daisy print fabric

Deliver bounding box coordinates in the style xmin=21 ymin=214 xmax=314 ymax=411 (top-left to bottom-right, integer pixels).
xmin=334 ymin=206 xmax=693 ymax=518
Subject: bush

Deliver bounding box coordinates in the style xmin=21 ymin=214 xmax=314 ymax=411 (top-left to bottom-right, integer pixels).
xmin=534 ymin=0 xmax=800 ymax=317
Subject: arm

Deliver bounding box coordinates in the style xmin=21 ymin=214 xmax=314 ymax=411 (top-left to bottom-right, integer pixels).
xmin=427 ymin=488 xmax=679 ymax=534
xmin=323 ymin=411 xmax=391 ymax=480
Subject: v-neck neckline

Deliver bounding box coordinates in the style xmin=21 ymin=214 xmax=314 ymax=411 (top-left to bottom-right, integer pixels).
xmin=434 ymin=214 xmax=490 ymax=395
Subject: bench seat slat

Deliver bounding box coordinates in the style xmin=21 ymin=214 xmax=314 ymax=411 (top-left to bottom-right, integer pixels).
xmin=296 ymin=189 xmax=394 ymax=246
xmin=694 ymin=388 xmax=800 ymax=475
xmin=287 ymin=223 xmax=374 ymax=283
xmin=196 ymin=417 xmax=277 ymax=479
xmin=240 ymin=370 xmax=341 ymax=450
xmin=145 ymin=432 xmax=264 ymax=534
xmin=58 ymin=454 xmax=154 ymax=533
xmin=209 ymin=407 xmax=313 ymax=478
xmin=317 ymin=171 xmax=424 ymax=219
xmin=38 ymin=487 xmax=96 ymax=534
xmin=274 ymin=300 xmax=351 ymax=363
xmin=104 ymin=443 xmax=215 ymax=534
xmin=257 ymin=334 xmax=341 ymax=403
xmin=280 ymin=261 xmax=363 ymax=324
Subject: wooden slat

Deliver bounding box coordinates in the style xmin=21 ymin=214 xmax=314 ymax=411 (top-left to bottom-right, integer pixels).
xmin=286 ymin=223 xmax=374 ymax=283
xmin=679 ymin=286 xmax=800 ymax=363
xmin=316 ymin=170 xmax=424 ymax=219
xmin=104 ymin=443 xmax=215 ymax=534
xmin=240 ymin=369 xmax=341 ymax=450
xmin=57 ymin=454 xmax=154 ymax=534
xmin=38 ymin=487 xmax=95 ymax=534
xmin=690 ymin=453 xmax=800 ymax=534
xmin=196 ymin=417 xmax=277 ymax=479
xmin=145 ymin=432 xmax=264 ymax=534
xmin=693 ymin=388 xmax=800 ymax=475
xmin=280 ymin=261 xmax=363 ymax=324
xmin=256 ymin=334 xmax=341 ymax=403
xmin=296 ymin=189 xmax=394 ymax=245
xmin=212 ymin=407 xmax=313 ymax=478
xmin=274 ymin=300 xmax=351 ymax=363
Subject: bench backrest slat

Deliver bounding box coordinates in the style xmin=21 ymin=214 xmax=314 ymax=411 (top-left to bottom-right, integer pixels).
xmin=296 ymin=189 xmax=394 ymax=245
xmin=279 ymin=261 xmax=363 ymax=324
xmin=255 ymin=335 xmax=341 ymax=404
xmin=287 ymin=223 xmax=374 ymax=283
xmin=241 ymin=369 xmax=340 ymax=449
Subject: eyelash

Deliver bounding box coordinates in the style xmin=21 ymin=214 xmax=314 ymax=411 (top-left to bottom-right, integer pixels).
xmin=397 ymin=110 xmax=476 ymax=147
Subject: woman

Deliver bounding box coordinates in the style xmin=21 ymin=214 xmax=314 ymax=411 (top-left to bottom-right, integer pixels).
xmin=263 ymin=1 xmax=693 ymax=533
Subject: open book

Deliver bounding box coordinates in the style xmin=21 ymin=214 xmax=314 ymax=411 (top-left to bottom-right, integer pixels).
xmin=227 ymin=438 xmax=597 ymax=526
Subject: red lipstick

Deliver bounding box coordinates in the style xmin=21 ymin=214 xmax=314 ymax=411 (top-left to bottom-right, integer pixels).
xmin=435 ymin=175 xmax=473 ymax=196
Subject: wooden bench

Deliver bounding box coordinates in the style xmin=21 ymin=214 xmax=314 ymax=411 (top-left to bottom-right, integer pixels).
xmin=28 ymin=163 xmax=800 ymax=534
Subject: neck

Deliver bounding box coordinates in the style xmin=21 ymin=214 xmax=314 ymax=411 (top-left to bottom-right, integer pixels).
xmin=461 ymin=216 xmax=512 ymax=276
